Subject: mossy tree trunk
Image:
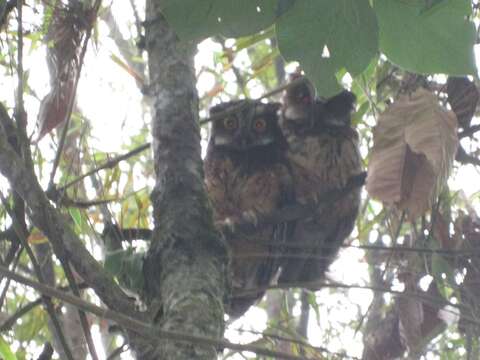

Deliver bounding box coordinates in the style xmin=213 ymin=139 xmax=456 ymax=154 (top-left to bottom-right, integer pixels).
xmin=141 ymin=1 xmax=228 ymax=359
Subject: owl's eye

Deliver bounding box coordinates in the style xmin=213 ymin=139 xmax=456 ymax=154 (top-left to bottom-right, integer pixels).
xmin=223 ymin=117 xmax=237 ymax=130
xmin=253 ymin=118 xmax=267 ymax=132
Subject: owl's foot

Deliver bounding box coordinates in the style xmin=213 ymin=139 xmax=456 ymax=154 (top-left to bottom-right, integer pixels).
xmin=241 ymin=210 xmax=259 ymax=227
xmin=221 ymin=217 xmax=236 ymax=233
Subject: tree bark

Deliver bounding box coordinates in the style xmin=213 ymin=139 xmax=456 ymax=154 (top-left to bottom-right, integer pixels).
xmin=142 ymin=2 xmax=228 ymax=359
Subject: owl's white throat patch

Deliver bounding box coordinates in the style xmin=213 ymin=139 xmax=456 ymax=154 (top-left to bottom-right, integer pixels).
xmin=214 ymin=135 xmax=230 ymax=146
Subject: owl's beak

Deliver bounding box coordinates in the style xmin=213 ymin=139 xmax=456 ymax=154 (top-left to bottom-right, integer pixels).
xmin=239 ymin=137 xmax=251 ymax=148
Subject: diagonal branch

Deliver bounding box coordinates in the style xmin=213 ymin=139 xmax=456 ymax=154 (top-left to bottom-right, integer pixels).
xmin=48 ymin=0 xmax=103 ymax=186
xmin=0 ymin=264 xmax=318 ymax=360
xmin=0 ymin=193 xmax=74 ymax=360
xmin=0 ymin=104 xmax=138 ymax=319
xmin=104 ymin=172 xmax=367 ymax=244
xmin=456 ymin=145 xmax=480 ymax=166
xmin=49 ymin=143 xmax=151 ymax=196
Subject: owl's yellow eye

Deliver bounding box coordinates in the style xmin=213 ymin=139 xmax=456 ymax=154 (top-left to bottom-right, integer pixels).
xmin=224 ymin=117 xmax=237 ymax=130
xmin=253 ymin=118 xmax=267 ymax=132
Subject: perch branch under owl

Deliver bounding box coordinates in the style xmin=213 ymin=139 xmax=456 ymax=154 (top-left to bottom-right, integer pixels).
xmin=102 ymin=171 xmax=367 ymax=244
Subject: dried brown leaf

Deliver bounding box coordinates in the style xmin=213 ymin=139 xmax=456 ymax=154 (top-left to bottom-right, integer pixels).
xmin=367 ymin=88 xmax=458 ymax=219
xmin=36 ymin=4 xmax=89 ymax=140
xmin=37 ymin=80 xmax=75 ymax=139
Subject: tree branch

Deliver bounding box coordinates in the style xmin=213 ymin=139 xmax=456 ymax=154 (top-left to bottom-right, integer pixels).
xmin=0 ymin=264 xmax=317 ymax=360
xmin=48 ymin=142 xmax=150 ymax=197
xmin=456 ymin=145 xmax=480 ymax=166
xmin=105 ymin=172 xmax=367 ymax=244
xmin=0 ymin=193 xmax=74 ymax=360
xmin=48 ymin=0 xmax=102 ymax=186
xmin=459 ymin=124 xmax=480 ymax=139
xmin=142 ymin=5 xmax=228 ymax=358
xmin=0 ymin=104 xmax=138 ymax=318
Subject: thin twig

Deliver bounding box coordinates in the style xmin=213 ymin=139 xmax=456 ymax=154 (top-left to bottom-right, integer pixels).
xmin=0 ymin=193 xmax=75 ymax=360
xmin=101 ymin=223 xmax=480 ymax=257
xmin=0 ymin=282 xmax=89 ymax=332
xmin=199 ymin=76 xmax=305 ymax=126
xmin=54 ymin=143 xmax=150 ymax=193
xmin=0 ymin=264 xmax=319 ymax=360
xmin=354 ymin=212 xmax=405 ymax=334
xmin=0 ymin=246 xmax=22 ymax=311
xmin=36 ymin=342 xmax=54 ymax=360
xmin=44 ymin=4 xmax=103 ymax=358
xmin=456 ymin=145 xmax=480 ymax=167
xmin=231 ymin=327 xmax=359 ymax=360
xmin=459 ymin=124 xmax=480 ymax=139
xmin=0 ymin=297 xmax=42 ymax=331
xmin=48 ymin=0 xmax=103 ymax=187
xmin=51 ymin=78 xmax=306 ymax=194
xmin=14 ymin=0 xmax=33 ymax=172
xmin=104 ymin=172 xmax=366 ymax=244
xmin=106 ymin=343 xmax=127 ymax=360
xmin=15 ymin=0 xmax=23 ymax=118
xmin=62 ymin=259 xmax=99 ymax=360
xmin=0 ymin=0 xmax=17 ymax=28
xmin=12 ymin=5 xmax=75 ymax=358
xmin=239 ymin=280 xmax=474 ymax=323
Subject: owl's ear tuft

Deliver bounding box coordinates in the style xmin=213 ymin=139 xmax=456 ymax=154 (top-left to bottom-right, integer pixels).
xmin=325 ymin=91 xmax=356 ymax=116
xmin=267 ymin=102 xmax=282 ymax=113
xmin=321 ymin=90 xmax=356 ymax=127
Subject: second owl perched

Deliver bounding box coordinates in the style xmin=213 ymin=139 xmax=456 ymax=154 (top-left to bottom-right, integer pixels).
xmin=278 ymin=75 xmax=363 ymax=286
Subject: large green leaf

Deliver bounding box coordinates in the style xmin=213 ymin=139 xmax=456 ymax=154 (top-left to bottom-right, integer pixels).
xmin=276 ymin=0 xmax=378 ymax=96
xmin=162 ymin=0 xmax=280 ymax=42
xmin=0 ymin=337 xmax=16 ymax=360
xmin=105 ymin=248 xmax=145 ymax=292
xmin=374 ymin=0 xmax=476 ymax=75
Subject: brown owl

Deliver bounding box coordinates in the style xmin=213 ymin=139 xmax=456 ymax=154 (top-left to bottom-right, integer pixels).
xmin=204 ymin=99 xmax=295 ymax=317
xmin=277 ymin=75 xmax=362 ymax=286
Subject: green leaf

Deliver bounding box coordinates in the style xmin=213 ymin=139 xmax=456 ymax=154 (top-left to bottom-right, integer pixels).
xmin=162 ymin=0 xmax=279 ymax=42
xmin=374 ymin=0 xmax=476 ymax=75
xmin=69 ymin=208 xmax=82 ymax=229
xmin=276 ymin=0 xmax=378 ymax=97
xmin=431 ymin=252 xmax=455 ymax=297
xmin=105 ymin=248 xmax=145 ymax=292
xmin=234 ymin=27 xmax=275 ymax=52
xmin=0 ymin=337 xmax=17 ymax=360
xmin=16 ymin=308 xmax=47 ymax=342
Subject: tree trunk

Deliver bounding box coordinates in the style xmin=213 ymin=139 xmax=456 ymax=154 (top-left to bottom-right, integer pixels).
xmin=141 ymin=2 xmax=228 ymax=359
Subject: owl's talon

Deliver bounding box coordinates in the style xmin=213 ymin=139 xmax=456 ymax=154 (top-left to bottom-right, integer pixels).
xmin=242 ymin=210 xmax=259 ymax=227
xmin=221 ymin=217 xmax=236 ymax=234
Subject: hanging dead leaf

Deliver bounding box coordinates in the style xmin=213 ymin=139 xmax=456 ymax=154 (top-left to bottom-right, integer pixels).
xmin=366 ymin=88 xmax=458 ymax=219
xmin=447 ymin=76 xmax=479 ymax=128
xmin=36 ymin=3 xmax=90 ymax=141
xmin=37 ymin=79 xmax=75 ymax=139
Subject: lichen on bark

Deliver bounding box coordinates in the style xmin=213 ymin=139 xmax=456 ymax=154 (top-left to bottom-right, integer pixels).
xmin=142 ymin=1 xmax=228 ymax=359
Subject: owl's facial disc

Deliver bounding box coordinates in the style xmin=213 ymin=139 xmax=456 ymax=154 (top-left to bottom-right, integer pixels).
xmin=213 ymin=134 xmax=232 ymax=146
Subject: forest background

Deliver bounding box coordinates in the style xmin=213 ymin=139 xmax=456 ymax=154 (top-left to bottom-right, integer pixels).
xmin=0 ymin=1 xmax=480 ymax=359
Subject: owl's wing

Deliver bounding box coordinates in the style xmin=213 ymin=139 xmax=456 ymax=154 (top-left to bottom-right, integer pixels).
xmin=278 ymin=131 xmax=362 ymax=287
xmin=278 ymin=190 xmax=360 ymax=286
xmin=228 ymin=164 xmax=296 ymax=318
xmin=271 ymin=164 xmax=297 ymax=278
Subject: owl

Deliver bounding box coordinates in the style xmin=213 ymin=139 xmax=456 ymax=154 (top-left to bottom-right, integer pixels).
xmin=204 ymin=99 xmax=295 ymax=317
xmin=277 ymin=75 xmax=362 ymax=286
